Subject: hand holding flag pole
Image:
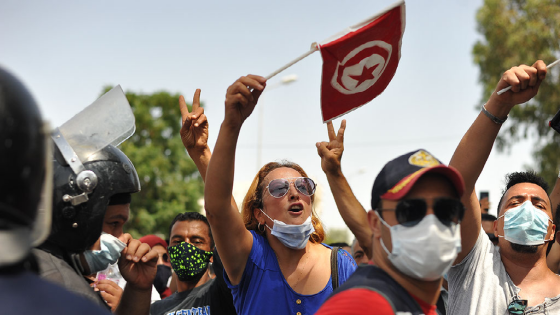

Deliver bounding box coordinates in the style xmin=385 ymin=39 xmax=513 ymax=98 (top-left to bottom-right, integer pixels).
xmin=497 ymin=58 xmax=560 ymax=95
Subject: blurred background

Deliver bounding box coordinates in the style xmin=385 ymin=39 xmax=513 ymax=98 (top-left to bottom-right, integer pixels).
xmin=2 ymin=0 xmax=558 ymax=242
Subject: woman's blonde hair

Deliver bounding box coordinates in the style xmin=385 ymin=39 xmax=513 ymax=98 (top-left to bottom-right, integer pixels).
xmin=241 ymin=160 xmax=325 ymax=243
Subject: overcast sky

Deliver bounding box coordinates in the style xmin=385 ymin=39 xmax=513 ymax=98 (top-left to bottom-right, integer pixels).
xmin=1 ymin=0 xmax=538 ymax=241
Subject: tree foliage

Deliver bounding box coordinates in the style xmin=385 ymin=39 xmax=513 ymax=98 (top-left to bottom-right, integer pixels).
xmin=102 ymin=87 xmax=204 ymax=238
xmin=324 ymin=227 xmax=350 ymax=246
xmin=473 ymin=0 xmax=560 ymax=186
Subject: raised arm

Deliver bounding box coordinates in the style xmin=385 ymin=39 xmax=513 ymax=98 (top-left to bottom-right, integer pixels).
xmin=550 ymin=176 xmax=560 ymax=220
xmin=450 ymin=60 xmax=547 ymax=264
xmin=316 ymin=120 xmax=373 ymax=259
xmin=546 ymin=176 xmax=560 ymax=272
xmin=204 ymin=75 xmax=266 ymax=285
xmin=179 ymin=89 xmax=212 ymax=182
xmin=179 ymin=89 xmax=239 ymax=212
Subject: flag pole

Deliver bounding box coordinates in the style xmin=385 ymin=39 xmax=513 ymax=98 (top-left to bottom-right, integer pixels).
xmin=497 ymin=58 xmax=560 ymax=95
xmin=265 ymin=43 xmax=319 ymax=80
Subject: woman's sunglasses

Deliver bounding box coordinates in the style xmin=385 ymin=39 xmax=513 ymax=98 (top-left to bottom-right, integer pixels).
xmin=266 ymin=177 xmax=316 ymax=198
xmin=379 ymin=198 xmax=465 ymax=227
xmin=507 ymin=299 xmax=527 ymax=315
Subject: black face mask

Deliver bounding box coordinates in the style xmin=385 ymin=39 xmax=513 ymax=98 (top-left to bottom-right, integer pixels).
xmin=168 ymin=242 xmax=213 ymax=282
xmin=154 ymin=265 xmax=172 ymax=294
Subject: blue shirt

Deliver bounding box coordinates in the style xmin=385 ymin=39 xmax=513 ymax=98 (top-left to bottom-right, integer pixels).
xmin=225 ymin=230 xmax=357 ymax=315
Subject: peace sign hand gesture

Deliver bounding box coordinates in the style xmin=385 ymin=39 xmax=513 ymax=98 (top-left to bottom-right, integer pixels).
xmin=180 ymin=89 xmax=209 ymax=154
xmin=316 ymin=119 xmax=346 ymax=175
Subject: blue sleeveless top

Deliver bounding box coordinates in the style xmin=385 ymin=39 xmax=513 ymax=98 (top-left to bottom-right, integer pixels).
xmin=224 ymin=230 xmax=357 ymax=315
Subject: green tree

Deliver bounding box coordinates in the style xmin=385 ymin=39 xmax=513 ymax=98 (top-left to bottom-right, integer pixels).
xmin=473 ymin=0 xmax=560 ymax=186
xmin=324 ymin=227 xmax=350 ymax=245
xmin=102 ymin=87 xmax=204 ymax=238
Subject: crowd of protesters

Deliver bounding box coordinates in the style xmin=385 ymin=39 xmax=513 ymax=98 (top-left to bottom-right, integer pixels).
xmin=2 ymin=59 xmax=560 ymax=315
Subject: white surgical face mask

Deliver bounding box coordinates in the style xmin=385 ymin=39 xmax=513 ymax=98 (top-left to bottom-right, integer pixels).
xmin=260 ymin=209 xmax=315 ymax=250
xmin=379 ymin=214 xmax=461 ymax=281
xmin=83 ymin=232 xmax=127 ymax=273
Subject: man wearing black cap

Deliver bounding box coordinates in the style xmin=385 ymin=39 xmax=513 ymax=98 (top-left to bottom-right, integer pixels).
xmin=315 ymin=120 xmax=465 ymax=314
xmin=447 ymin=61 xmax=560 ymax=314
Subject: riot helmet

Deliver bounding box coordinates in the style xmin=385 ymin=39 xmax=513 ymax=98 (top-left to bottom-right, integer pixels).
xmin=0 ymin=67 xmax=44 ymax=226
xmin=47 ymin=86 xmax=140 ymax=252
xmin=0 ymin=66 xmax=52 ymax=266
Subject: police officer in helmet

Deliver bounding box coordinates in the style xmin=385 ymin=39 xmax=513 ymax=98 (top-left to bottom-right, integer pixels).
xmin=31 ymin=82 xmax=158 ymax=314
xmin=0 ymin=66 xmax=111 ymax=314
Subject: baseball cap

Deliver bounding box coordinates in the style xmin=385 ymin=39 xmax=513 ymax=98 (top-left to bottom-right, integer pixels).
xmin=370 ymin=149 xmax=465 ymax=210
xmin=139 ymin=234 xmax=168 ymax=249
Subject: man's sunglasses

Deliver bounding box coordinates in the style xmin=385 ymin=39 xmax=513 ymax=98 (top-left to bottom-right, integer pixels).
xmin=379 ymin=198 xmax=465 ymax=227
xmin=266 ymin=177 xmax=317 ymax=198
xmin=507 ymin=299 xmax=527 ymax=315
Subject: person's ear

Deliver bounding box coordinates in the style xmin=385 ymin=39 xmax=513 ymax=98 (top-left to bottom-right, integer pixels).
xmin=493 ymin=220 xmax=499 ymax=238
xmin=253 ymin=208 xmax=264 ymax=224
xmin=550 ymin=223 xmax=556 ymax=242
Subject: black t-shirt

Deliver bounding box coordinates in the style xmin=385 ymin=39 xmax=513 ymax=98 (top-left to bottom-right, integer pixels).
xmin=150 ymin=249 xmax=236 ymax=315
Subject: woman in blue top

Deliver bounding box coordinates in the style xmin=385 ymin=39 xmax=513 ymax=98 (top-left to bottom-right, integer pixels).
xmin=200 ymin=75 xmax=357 ymax=315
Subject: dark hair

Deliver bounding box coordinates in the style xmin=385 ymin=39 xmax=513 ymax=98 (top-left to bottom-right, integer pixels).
xmin=169 ymin=212 xmax=214 ymax=249
xmin=481 ymin=213 xmax=497 ymax=222
xmin=328 ymin=242 xmax=350 ymax=248
xmin=497 ymin=171 xmax=550 ymax=215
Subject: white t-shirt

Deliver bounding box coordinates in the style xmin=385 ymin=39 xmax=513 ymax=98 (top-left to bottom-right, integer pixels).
xmin=448 ymin=229 xmax=560 ymax=315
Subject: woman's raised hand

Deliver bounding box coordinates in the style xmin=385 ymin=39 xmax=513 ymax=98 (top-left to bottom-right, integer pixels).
xmin=316 ymin=119 xmax=346 ymax=175
xmin=224 ymin=75 xmax=267 ymax=129
xmin=179 ymin=89 xmax=209 ymax=154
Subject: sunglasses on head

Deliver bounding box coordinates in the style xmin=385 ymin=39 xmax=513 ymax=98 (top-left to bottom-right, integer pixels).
xmin=266 ymin=177 xmax=316 ymax=198
xmin=379 ymin=198 xmax=465 ymax=227
xmin=507 ymin=298 xmax=527 ymax=315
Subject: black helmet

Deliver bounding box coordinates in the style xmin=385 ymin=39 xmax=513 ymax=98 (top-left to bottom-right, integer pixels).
xmin=0 ymin=67 xmax=45 ymax=228
xmin=48 ymin=143 xmax=140 ymax=252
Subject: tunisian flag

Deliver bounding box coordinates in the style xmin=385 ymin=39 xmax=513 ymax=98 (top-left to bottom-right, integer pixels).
xmin=319 ymin=0 xmax=405 ymax=122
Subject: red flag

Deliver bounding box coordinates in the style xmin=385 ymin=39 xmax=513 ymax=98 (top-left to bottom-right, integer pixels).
xmin=319 ymin=1 xmax=405 ymax=122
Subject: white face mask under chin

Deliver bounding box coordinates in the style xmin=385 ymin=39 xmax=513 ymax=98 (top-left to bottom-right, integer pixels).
xmin=379 ymin=214 xmax=462 ymax=281
xmin=260 ymin=209 xmax=315 ymax=250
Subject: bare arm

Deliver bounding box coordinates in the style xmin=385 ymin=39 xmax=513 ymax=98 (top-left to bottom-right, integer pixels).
xmin=450 ymin=61 xmax=547 ymax=265
xmin=179 ymin=89 xmax=238 ymax=211
xmin=550 ymin=176 xmax=560 ymax=220
xmin=316 ymin=120 xmax=373 ymax=259
xmin=204 ymin=75 xmax=266 ymax=285
xmin=546 ymin=176 xmax=560 ymax=272
xmin=547 ymin=241 xmax=560 ymax=273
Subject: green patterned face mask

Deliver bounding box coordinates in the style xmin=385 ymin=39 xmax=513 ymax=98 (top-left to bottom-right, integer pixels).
xmin=168 ymin=242 xmax=213 ymax=281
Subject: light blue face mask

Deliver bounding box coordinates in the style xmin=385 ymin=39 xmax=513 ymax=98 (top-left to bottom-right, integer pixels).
xmin=84 ymin=232 xmax=127 ymax=273
xmin=498 ymin=200 xmax=553 ymax=246
xmin=260 ymin=209 xmax=315 ymax=250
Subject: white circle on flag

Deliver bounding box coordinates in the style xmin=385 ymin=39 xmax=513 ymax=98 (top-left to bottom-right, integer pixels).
xmin=331 ymin=40 xmax=392 ymax=95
